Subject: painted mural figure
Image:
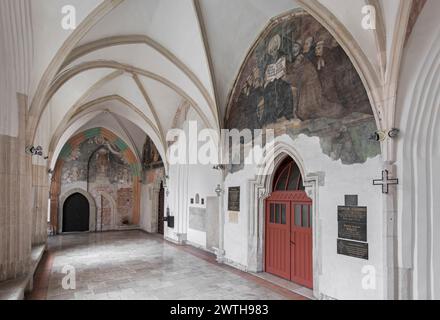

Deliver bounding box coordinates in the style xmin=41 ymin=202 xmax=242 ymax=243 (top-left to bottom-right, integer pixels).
xmin=240 ymin=68 xmax=265 ymax=130
xmin=142 ymin=136 xmax=164 ymax=170
xmin=317 ymin=38 xmax=373 ymax=116
xmin=226 ymin=10 xmax=381 ymax=167
xmin=96 ymin=148 xmax=109 ymax=179
xmin=261 ymin=34 xmax=294 ymax=124
xmin=286 ymin=39 xmax=320 ymax=120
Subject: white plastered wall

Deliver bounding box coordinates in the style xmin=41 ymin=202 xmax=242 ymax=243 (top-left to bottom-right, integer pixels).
xmin=223 ymin=134 xmax=385 ymax=300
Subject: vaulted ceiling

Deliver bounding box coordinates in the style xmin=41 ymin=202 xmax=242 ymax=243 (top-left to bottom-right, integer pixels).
xmin=0 ymin=0 xmax=429 ymax=168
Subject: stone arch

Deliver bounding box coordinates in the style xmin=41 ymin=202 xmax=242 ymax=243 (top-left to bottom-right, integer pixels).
xmin=59 ymin=188 xmax=97 ymax=233
xmin=27 ymin=0 xmax=123 ymax=144
xmin=47 ymin=96 xmax=165 ymax=174
xmin=61 ymin=35 xmax=218 ymax=125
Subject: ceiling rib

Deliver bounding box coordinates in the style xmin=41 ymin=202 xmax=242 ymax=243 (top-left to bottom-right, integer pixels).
xmin=107 ymin=110 xmax=143 ymax=164
xmin=47 ymin=70 xmax=124 ymax=153
xmin=61 ymin=34 xmax=219 ymax=126
xmin=48 ymin=60 xmax=215 ymax=130
xmin=28 ymin=0 xmax=125 ymax=144
xmin=132 ymin=74 xmax=167 ymax=152
xmin=193 ymin=0 xmax=222 ymax=128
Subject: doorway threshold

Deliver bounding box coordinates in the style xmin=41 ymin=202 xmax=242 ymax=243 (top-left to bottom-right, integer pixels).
xmin=251 ymin=272 xmax=315 ymax=300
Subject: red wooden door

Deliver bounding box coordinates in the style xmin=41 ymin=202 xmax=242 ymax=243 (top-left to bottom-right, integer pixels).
xmin=265 ymin=201 xmax=291 ymax=280
xmin=291 ymin=202 xmax=313 ymax=289
xmin=264 ymin=158 xmax=313 ymax=288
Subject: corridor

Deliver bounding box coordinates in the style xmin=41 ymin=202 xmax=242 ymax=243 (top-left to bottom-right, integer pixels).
xmin=27 ymin=231 xmax=305 ymax=300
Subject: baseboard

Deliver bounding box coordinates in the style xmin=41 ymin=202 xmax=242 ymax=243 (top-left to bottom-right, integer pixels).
xmin=223 ymin=257 xmax=249 ymax=272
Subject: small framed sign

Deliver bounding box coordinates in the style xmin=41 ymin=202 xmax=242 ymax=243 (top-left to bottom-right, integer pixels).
xmin=228 ymin=187 xmax=240 ymax=212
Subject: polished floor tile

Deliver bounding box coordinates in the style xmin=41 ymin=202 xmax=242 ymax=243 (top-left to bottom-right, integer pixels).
xmin=28 ymin=231 xmax=306 ymax=300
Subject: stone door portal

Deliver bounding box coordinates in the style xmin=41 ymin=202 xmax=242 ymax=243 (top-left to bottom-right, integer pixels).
xmin=265 ymin=157 xmax=313 ymax=289
xmin=63 ymin=193 xmax=90 ymax=232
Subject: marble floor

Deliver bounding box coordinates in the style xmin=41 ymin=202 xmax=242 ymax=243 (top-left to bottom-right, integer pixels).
xmin=27 ymin=231 xmax=306 ymax=300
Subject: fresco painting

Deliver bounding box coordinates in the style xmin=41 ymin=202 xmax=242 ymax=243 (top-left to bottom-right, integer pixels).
xmin=60 ymin=128 xmax=140 ymax=229
xmin=226 ymin=10 xmax=380 ymax=169
xmin=142 ymin=136 xmax=164 ymax=171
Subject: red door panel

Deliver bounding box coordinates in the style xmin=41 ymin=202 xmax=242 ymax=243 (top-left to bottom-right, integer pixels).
xmin=265 ymin=201 xmax=290 ymax=280
xmin=291 ymin=203 xmax=313 ymax=289
xmin=265 ymin=192 xmax=313 ymax=289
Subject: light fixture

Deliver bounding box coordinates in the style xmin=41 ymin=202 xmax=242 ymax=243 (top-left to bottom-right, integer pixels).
xmin=215 ymin=184 xmax=223 ymax=197
xmin=369 ymin=131 xmax=386 ymax=142
xmin=388 ymin=128 xmax=400 ymax=139
xmin=25 ymin=145 xmax=44 ymax=157
xmin=369 ymin=129 xmax=400 ymax=142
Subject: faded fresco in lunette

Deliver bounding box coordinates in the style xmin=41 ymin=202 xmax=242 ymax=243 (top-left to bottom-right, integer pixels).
xmin=60 ymin=129 xmax=141 ymax=230
xmin=226 ymin=10 xmax=380 ymax=170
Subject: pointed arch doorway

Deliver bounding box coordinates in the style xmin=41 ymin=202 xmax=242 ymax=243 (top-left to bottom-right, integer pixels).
xmin=63 ymin=193 xmax=90 ymax=233
xmin=265 ymin=157 xmax=313 ymax=289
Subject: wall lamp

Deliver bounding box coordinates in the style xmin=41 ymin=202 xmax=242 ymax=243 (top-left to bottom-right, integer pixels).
xmin=215 ymin=184 xmax=223 ymax=197
xmin=26 ymin=145 xmax=43 ymax=157
xmin=369 ymin=128 xmax=400 ymax=142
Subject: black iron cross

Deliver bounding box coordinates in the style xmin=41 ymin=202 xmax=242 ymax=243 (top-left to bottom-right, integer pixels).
xmin=373 ymin=170 xmax=399 ymax=194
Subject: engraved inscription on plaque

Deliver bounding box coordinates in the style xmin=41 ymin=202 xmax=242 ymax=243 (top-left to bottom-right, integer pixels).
xmin=228 ymin=187 xmax=240 ymax=212
xmin=337 ymin=239 xmax=369 ymax=260
xmin=338 ymin=206 xmax=367 ymax=242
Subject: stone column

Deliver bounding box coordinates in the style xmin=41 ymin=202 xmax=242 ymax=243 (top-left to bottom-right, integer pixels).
xmin=31 ymin=164 xmax=49 ymax=246
xmin=0 ymin=94 xmax=32 ymax=282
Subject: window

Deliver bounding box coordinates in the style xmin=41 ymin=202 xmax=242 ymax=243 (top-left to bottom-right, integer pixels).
xmin=269 ymin=203 xmax=286 ymax=225
xmin=294 ymin=204 xmax=311 ymax=228
xmin=273 ymin=158 xmax=304 ymax=191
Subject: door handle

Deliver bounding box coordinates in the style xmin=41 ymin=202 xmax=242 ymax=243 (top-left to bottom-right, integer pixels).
xmin=290 ymin=241 xmax=295 ymax=245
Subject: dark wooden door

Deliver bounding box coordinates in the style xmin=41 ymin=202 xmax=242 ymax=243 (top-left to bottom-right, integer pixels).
xmin=265 ymin=201 xmax=291 ymax=280
xmin=63 ymin=193 xmax=90 ymax=232
xmin=158 ymin=182 xmax=165 ymax=235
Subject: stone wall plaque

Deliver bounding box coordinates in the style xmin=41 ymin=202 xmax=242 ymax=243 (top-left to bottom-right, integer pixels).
xmin=338 ymin=206 xmax=367 ymax=242
xmin=228 ymin=211 xmax=239 ymax=224
xmin=189 ymin=207 xmax=206 ymax=232
xmin=228 ymin=187 xmax=240 ymax=212
xmin=206 ymin=197 xmax=219 ymax=249
xmin=337 ymin=239 xmax=369 ymax=260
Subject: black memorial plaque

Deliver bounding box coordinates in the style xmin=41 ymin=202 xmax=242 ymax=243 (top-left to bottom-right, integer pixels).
xmin=338 ymin=206 xmax=367 ymax=242
xmin=228 ymin=187 xmax=240 ymax=212
xmin=337 ymin=239 xmax=369 ymax=260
